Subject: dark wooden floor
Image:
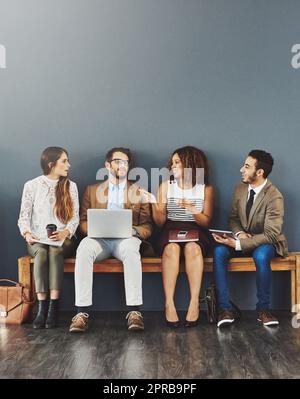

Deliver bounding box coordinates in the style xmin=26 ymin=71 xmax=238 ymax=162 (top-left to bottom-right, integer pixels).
xmin=1 ymin=311 xmax=300 ymax=379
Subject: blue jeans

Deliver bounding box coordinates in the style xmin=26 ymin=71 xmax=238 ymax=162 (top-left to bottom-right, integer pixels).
xmin=213 ymin=244 xmax=277 ymax=310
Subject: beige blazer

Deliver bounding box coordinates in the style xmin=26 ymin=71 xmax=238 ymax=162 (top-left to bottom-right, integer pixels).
xmin=79 ymin=180 xmax=153 ymax=242
xmin=229 ymin=180 xmax=288 ymax=257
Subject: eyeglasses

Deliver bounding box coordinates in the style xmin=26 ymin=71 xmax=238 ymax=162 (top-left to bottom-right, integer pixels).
xmin=110 ymin=159 xmax=129 ymax=166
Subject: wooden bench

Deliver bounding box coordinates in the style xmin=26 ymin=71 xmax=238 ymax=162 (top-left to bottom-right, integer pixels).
xmin=18 ymin=253 xmax=300 ymax=312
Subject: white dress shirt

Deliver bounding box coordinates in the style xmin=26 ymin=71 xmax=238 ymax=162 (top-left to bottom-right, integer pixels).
xmin=106 ymin=179 xmax=140 ymax=238
xmin=18 ymin=175 xmax=80 ymax=239
xmin=235 ymin=179 xmax=268 ymax=251
xmin=107 ymin=180 xmax=126 ymax=210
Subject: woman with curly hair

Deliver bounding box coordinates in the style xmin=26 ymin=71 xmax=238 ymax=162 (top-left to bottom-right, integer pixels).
xmin=142 ymin=146 xmax=214 ymax=327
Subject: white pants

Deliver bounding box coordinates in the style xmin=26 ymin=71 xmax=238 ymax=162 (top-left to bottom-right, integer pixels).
xmin=75 ymin=236 xmax=143 ymax=307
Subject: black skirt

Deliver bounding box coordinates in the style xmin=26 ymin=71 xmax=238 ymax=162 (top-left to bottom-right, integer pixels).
xmin=156 ymin=219 xmax=213 ymax=257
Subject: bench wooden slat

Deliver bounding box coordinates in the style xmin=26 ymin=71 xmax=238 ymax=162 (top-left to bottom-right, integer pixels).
xmin=64 ymin=261 xmax=297 ymax=273
xmin=50 ymin=254 xmax=299 ymax=272
xmin=28 ymin=255 xmax=298 ymax=273
xmin=29 ymin=254 xmax=298 ymax=270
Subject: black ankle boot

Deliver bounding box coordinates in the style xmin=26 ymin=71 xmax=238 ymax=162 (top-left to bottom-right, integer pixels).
xmin=45 ymin=299 xmax=59 ymax=329
xmin=33 ymin=300 xmax=48 ymax=329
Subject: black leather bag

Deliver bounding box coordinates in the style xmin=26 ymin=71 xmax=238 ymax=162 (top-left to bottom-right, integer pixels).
xmin=202 ymin=284 xmax=218 ymax=324
xmin=201 ymin=283 xmax=241 ymax=324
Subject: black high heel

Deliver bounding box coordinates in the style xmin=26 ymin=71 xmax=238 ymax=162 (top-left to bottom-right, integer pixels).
xmin=184 ymin=318 xmax=199 ymax=328
xmin=185 ymin=304 xmax=200 ymax=327
xmin=166 ymin=318 xmax=181 ymax=328
xmin=165 ymin=306 xmax=180 ymax=328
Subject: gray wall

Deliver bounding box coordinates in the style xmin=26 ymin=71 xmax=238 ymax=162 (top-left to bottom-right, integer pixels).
xmin=0 ymin=0 xmax=299 ymax=310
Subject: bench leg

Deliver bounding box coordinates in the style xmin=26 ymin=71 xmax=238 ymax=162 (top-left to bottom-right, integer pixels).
xmin=296 ymin=255 xmax=300 ymax=320
xmin=18 ymin=256 xmax=36 ymax=321
xmin=18 ymin=256 xmax=32 ymax=292
xmin=291 ymin=269 xmax=296 ymax=312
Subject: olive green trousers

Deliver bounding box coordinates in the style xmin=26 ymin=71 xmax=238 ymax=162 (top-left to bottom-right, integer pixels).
xmin=27 ymin=238 xmax=76 ymax=293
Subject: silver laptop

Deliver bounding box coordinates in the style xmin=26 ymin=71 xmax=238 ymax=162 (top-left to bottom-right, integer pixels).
xmin=87 ymin=209 xmax=133 ymax=238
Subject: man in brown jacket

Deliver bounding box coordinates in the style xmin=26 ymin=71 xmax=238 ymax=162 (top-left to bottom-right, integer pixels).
xmin=69 ymin=147 xmax=153 ymax=333
xmin=212 ymin=150 xmax=288 ymax=328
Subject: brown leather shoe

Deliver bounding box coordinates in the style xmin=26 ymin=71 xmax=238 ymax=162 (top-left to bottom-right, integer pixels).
xmin=257 ymin=310 xmax=279 ymax=326
xmin=126 ymin=311 xmax=144 ymax=331
xmin=217 ymin=309 xmax=235 ymax=328
xmin=69 ymin=312 xmax=89 ymax=332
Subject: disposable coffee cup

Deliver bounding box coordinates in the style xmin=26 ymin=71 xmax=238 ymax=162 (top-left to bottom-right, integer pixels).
xmin=46 ymin=224 xmax=57 ymax=238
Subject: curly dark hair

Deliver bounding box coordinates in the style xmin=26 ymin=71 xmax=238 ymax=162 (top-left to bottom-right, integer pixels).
xmin=167 ymin=145 xmax=210 ymax=186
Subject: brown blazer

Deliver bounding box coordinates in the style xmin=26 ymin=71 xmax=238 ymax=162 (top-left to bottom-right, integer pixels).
xmin=80 ymin=180 xmax=153 ymax=243
xmin=229 ymin=180 xmax=288 ymax=257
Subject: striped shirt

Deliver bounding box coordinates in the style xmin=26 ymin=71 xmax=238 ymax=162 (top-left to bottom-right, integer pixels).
xmin=166 ymin=180 xmax=205 ymax=222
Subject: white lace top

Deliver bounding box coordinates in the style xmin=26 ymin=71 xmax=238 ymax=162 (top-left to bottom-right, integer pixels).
xmin=17 ymin=175 xmax=80 ymax=239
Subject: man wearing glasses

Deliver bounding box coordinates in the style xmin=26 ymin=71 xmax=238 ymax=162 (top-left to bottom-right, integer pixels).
xmin=69 ymin=147 xmax=153 ymax=332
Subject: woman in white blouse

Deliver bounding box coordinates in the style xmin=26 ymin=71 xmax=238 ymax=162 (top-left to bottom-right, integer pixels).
xmin=18 ymin=147 xmax=79 ymax=329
